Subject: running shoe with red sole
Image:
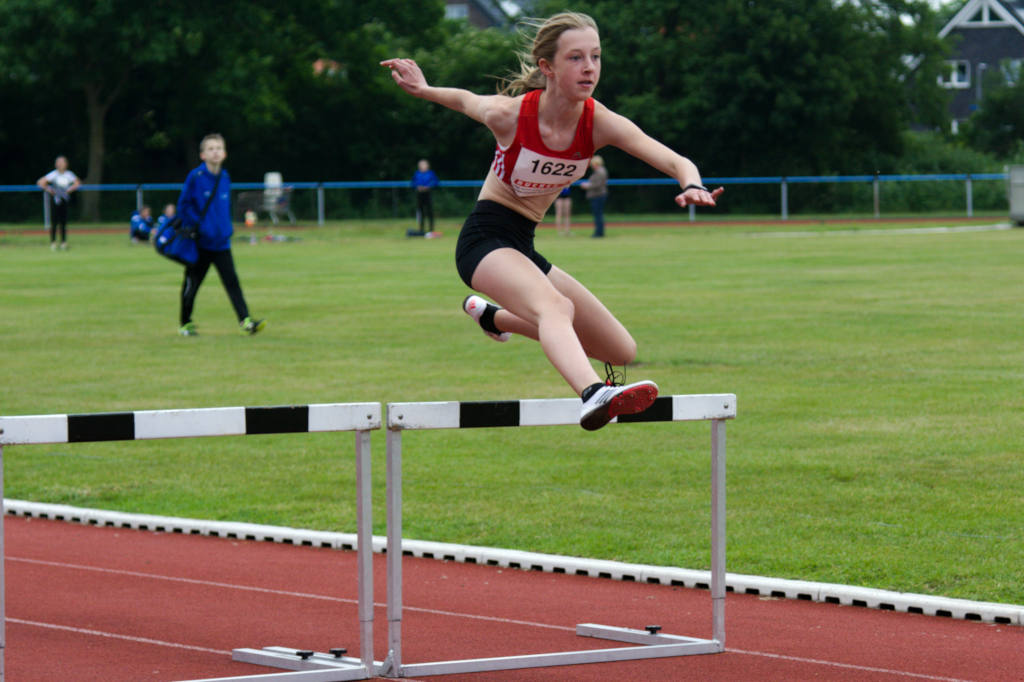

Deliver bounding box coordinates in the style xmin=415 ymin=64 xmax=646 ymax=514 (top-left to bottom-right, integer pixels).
xmin=580 ymin=380 xmax=659 ymax=431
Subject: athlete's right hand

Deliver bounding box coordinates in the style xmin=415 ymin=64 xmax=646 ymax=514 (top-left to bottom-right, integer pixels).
xmin=675 ymin=186 xmax=724 ymax=208
xmin=380 ymin=58 xmax=428 ymax=97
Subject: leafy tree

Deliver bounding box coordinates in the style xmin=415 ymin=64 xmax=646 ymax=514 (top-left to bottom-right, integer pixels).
xmin=0 ymin=1 xmax=201 ymax=217
xmin=133 ymin=0 xmax=447 ymax=182
xmin=0 ymin=0 xmax=960 ymax=217
xmin=962 ymin=77 xmax=1024 ymax=159
xmin=0 ymin=64 xmax=81 ymax=184
xmin=379 ymin=22 xmax=522 ymax=180
xmin=0 ymin=0 xmax=445 ymax=216
xmin=256 ymin=2 xmax=448 ymax=182
xmin=528 ymin=0 xmax=950 ymax=177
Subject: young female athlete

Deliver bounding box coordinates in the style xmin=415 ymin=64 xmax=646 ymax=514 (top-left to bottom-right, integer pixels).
xmin=381 ymin=12 xmax=723 ymax=431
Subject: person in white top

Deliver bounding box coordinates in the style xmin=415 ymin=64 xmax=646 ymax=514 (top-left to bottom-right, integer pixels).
xmin=36 ymin=156 xmax=81 ymax=250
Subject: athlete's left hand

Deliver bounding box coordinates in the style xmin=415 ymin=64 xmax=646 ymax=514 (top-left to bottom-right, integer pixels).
xmin=675 ymin=186 xmax=724 ymax=208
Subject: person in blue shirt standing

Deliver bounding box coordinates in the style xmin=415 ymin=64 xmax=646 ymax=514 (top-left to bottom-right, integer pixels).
xmin=176 ymin=133 xmax=265 ymax=337
xmin=411 ymin=158 xmax=439 ymax=235
xmin=129 ymin=205 xmax=154 ymax=243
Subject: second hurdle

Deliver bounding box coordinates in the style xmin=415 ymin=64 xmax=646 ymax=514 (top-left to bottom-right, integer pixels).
xmin=381 ymin=393 xmax=736 ymax=678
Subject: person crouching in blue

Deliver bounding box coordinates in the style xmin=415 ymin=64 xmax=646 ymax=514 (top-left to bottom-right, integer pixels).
xmin=176 ymin=133 xmax=265 ymax=337
xmin=155 ymin=203 xmax=176 ymax=234
xmin=130 ymin=205 xmax=154 ymax=243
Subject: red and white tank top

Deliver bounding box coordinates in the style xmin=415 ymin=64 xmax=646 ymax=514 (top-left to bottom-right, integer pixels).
xmin=491 ymin=89 xmax=595 ymax=197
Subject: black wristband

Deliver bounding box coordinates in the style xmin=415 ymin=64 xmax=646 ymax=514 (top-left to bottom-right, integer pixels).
xmin=682 ymin=183 xmax=708 ymax=193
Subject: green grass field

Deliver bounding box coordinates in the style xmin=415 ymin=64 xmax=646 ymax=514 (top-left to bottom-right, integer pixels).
xmin=2 ymin=215 xmax=1022 ymax=605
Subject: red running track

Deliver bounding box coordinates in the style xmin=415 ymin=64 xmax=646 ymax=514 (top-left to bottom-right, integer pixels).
xmin=7 ymin=515 xmax=1022 ymax=681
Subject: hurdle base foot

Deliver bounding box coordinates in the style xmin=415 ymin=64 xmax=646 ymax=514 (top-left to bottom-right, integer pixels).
xmin=209 ymin=645 xmax=378 ymax=681
xmin=393 ymin=624 xmax=723 ymax=677
xmin=576 ymin=622 xmax=723 ymax=649
xmin=379 ymin=649 xmax=400 ymax=678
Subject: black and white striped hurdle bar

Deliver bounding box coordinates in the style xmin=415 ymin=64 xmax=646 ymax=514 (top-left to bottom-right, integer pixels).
xmin=0 ymin=403 xmax=382 ymax=445
xmin=0 ymin=402 xmax=382 ymax=682
xmin=387 ymin=394 xmax=736 ymax=430
xmin=381 ymin=393 xmax=734 ymax=678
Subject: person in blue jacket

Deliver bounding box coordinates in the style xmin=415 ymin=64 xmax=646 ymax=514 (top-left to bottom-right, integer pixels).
xmin=411 ymin=158 xmax=439 ymax=234
xmin=129 ymin=205 xmax=154 ymax=243
xmin=176 ymin=133 xmax=265 ymax=337
xmin=155 ymin=203 xmax=176 ymax=233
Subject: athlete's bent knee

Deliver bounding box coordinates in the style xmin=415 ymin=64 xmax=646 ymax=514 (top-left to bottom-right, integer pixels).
xmin=550 ymin=293 xmax=576 ymax=322
xmin=532 ymin=291 xmax=575 ymax=325
xmin=605 ymin=337 xmax=638 ymax=366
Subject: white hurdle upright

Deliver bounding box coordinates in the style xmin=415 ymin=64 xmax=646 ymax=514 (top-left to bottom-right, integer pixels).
xmin=381 ymin=393 xmax=736 ymax=678
xmin=0 ymin=402 xmax=381 ymax=682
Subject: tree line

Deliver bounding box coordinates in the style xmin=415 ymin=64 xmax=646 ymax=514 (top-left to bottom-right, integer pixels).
xmin=1 ymin=0 xmax=1019 ymax=220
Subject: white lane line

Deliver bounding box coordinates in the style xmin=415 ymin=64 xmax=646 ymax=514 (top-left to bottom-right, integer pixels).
xmin=730 ymin=648 xmax=974 ymax=681
xmin=10 ymin=555 xmax=572 ymax=631
xmin=12 ymin=555 xmax=360 ymax=603
xmin=8 ymin=617 xmax=229 ymax=655
xmin=10 ymin=556 xmax=982 ymax=680
xmin=748 ymin=224 xmax=1012 ymax=238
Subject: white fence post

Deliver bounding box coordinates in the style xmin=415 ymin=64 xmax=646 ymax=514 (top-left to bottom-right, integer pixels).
xmin=873 ymin=174 xmax=881 ymax=218
xmin=966 ymin=174 xmax=973 ymax=218
xmin=781 ymin=177 xmax=789 ymax=221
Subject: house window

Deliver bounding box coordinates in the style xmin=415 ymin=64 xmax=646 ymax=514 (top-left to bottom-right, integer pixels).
xmin=1001 ymin=59 xmax=1022 ymax=86
xmin=939 ymin=60 xmax=971 ymax=88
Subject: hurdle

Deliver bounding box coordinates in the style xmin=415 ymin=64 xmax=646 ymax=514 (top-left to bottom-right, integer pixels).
xmin=0 ymin=402 xmax=381 ymax=682
xmin=381 ymin=393 xmax=736 ymax=678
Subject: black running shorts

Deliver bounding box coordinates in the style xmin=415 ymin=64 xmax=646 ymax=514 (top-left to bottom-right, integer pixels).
xmin=455 ymin=200 xmax=553 ymax=287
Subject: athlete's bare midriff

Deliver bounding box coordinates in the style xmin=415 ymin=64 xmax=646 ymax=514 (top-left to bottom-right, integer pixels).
xmin=478 ymin=168 xmax=559 ymax=223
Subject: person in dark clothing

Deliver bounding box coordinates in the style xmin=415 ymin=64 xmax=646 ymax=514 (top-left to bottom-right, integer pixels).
xmin=411 ymin=158 xmax=440 ymax=234
xmin=155 ymin=203 xmax=176 ymax=233
xmin=176 ymin=133 xmax=265 ymax=337
xmin=130 ymin=205 xmax=155 ymax=243
xmin=580 ymin=155 xmax=608 ymax=238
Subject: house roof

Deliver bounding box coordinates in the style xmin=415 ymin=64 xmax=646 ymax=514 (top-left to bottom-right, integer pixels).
xmin=939 ymin=0 xmax=1024 ymax=39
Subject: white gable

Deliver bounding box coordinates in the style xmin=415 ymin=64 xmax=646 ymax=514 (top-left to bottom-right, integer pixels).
xmin=939 ymin=0 xmax=1024 ymax=38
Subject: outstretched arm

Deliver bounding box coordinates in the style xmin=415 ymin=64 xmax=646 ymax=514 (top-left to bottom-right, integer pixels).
xmin=594 ymin=104 xmax=723 ymax=208
xmin=380 ymin=58 xmax=518 ymax=141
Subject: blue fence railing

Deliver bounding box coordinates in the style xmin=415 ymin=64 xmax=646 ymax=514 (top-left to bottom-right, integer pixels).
xmin=7 ymin=173 xmax=1010 ymax=226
